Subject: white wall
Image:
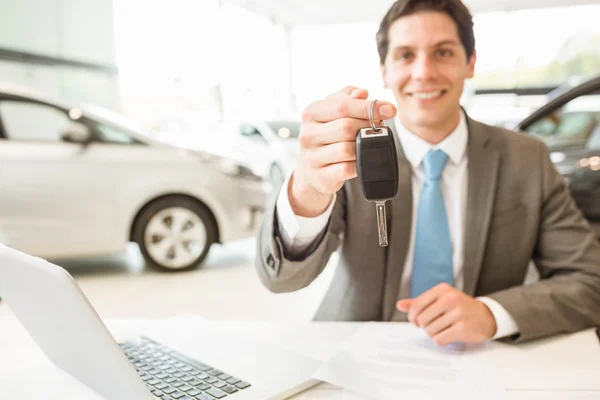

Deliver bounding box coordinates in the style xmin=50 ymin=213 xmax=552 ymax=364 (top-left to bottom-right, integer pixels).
xmin=0 ymin=0 xmax=121 ymax=111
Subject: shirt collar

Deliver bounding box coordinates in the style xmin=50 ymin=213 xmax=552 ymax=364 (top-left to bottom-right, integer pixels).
xmin=393 ymin=111 xmax=468 ymax=168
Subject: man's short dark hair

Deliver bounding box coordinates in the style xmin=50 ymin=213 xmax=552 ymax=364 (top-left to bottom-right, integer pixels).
xmin=376 ymin=0 xmax=475 ymax=64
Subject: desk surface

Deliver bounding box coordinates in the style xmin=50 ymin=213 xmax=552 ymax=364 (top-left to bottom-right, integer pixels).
xmin=1 ymin=316 xmax=599 ymax=400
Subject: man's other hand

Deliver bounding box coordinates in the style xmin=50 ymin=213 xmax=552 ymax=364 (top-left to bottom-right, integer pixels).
xmin=396 ymin=283 xmax=497 ymax=346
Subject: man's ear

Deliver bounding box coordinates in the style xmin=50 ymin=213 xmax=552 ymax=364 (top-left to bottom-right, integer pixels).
xmin=380 ymin=64 xmax=388 ymax=88
xmin=466 ymin=49 xmax=477 ymax=79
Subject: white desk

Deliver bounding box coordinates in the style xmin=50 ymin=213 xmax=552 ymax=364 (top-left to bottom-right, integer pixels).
xmin=1 ymin=316 xmax=599 ymax=400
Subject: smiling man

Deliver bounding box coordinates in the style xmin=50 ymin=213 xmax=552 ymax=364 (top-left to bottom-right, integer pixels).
xmin=255 ymin=0 xmax=600 ymax=345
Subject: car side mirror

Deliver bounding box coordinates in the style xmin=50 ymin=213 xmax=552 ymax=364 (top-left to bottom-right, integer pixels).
xmin=61 ymin=122 xmax=92 ymax=144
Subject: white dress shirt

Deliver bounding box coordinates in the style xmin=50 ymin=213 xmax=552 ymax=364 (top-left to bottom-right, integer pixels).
xmin=276 ymin=112 xmax=519 ymax=340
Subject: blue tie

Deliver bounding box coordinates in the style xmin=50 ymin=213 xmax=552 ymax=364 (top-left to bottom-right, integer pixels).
xmin=410 ymin=149 xmax=453 ymax=298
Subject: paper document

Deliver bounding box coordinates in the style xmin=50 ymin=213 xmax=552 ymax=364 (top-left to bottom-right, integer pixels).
xmin=314 ymin=322 xmax=505 ymax=400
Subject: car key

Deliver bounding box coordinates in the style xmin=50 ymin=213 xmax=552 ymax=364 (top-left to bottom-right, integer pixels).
xmin=356 ymin=99 xmax=399 ymax=247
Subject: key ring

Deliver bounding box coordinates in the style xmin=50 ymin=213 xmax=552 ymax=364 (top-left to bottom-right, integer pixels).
xmin=369 ymin=99 xmax=378 ymax=130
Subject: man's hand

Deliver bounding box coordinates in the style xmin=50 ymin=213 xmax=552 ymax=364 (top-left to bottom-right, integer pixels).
xmin=289 ymin=86 xmax=396 ymax=217
xmin=396 ymin=283 xmax=497 ymax=346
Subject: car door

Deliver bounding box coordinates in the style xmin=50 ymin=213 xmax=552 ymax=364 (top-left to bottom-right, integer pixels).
xmin=0 ymin=99 xmax=115 ymax=257
xmin=522 ymin=93 xmax=600 ymax=234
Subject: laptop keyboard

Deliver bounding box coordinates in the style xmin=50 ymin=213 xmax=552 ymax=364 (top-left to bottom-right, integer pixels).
xmin=120 ymin=336 xmax=251 ymax=400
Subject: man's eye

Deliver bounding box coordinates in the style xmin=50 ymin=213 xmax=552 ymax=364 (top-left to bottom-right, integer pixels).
xmin=397 ymin=52 xmax=413 ymax=61
xmin=437 ymin=49 xmax=452 ymax=57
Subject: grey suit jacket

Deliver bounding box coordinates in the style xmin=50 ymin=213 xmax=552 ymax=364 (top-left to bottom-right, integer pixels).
xmin=255 ymin=115 xmax=600 ymax=343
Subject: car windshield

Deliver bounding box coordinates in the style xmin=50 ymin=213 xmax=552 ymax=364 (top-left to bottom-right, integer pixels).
xmin=266 ymin=121 xmax=301 ymax=139
xmin=526 ymin=94 xmax=600 ymax=149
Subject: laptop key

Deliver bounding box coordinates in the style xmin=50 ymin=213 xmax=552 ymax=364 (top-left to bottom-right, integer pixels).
xmin=225 ymin=377 xmax=240 ymax=385
xmin=163 ymin=387 xmax=177 ymax=395
xmin=171 ymin=380 xmax=185 ymax=388
xmin=179 ymin=385 xmax=193 ymax=392
xmin=170 ymin=391 xmax=185 ymax=399
xmin=195 ymin=395 xmax=213 ymax=400
xmin=203 ymin=377 xmax=217 ymax=384
xmin=155 ymin=383 xmax=169 ymax=390
xmin=212 ymin=381 xmax=226 ymax=389
xmin=206 ymin=369 xmax=222 ymax=377
xmin=234 ymin=381 xmax=251 ymax=390
xmin=181 ymin=375 xmax=194 ymax=382
xmin=170 ymin=352 xmax=212 ymax=371
xmin=205 ymin=388 xmax=227 ymax=399
xmin=152 ymin=389 xmax=164 ymax=396
xmin=196 ymin=383 xmax=210 ymax=391
xmin=161 ymin=396 xmax=173 ymax=400
xmin=222 ymin=385 xmax=238 ymax=394
xmin=188 ymin=379 xmax=203 ymax=386
xmin=186 ymin=389 xmax=202 ymax=396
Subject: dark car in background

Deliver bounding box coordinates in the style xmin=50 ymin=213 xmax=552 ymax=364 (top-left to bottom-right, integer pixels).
xmin=516 ymin=75 xmax=600 ymax=237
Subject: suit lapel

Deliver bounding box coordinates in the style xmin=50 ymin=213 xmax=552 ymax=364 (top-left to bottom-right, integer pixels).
xmin=462 ymin=116 xmax=500 ymax=295
xmin=382 ymin=119 xmax=413 ymax=320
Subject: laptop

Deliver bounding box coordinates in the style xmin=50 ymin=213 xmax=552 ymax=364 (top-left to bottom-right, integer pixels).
xmin=0 ymin=244 xmax=322 ymax=400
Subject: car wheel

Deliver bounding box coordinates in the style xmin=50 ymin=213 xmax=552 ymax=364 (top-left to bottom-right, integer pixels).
xmin=132 ymin=197 xmax=217 ymax=271
xmin=269 ymin=164 xmax=285 ymax=193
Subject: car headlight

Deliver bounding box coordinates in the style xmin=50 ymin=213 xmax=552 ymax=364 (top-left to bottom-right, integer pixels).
xmin=196 ymin=151 xmax=264 ymax=182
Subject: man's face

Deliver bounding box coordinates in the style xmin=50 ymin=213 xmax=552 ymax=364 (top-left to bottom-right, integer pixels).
xmin=380 ymin=11 xmax=476 ymax=133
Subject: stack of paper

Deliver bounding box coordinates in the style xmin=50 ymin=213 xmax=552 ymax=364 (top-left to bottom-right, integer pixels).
xmin=313 ymin=322 xmax=505 ymax=400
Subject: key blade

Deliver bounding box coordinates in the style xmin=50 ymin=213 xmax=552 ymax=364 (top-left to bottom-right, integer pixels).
xmin=375 ymin=202 xmax=388 ymax=247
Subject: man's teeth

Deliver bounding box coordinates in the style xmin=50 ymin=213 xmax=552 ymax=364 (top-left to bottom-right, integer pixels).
xmin=412 ymin=91 xmax=442 ymax=99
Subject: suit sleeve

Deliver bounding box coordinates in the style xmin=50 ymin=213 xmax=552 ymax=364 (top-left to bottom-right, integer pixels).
xmin=254 ymin=186 xmax=347 ymax=293
xmin=488 ymin=143 xmax=600 ymax=343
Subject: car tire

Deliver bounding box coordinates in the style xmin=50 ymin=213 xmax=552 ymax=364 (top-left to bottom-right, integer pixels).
xmin=132 ymin=197 xmax=217 ymax=271
xmin=269 ymin=164 xmax=285 ymax=193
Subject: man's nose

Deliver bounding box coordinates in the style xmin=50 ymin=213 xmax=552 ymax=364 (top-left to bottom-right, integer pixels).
xmin=411 ymin=54 xmax=438 ymax=80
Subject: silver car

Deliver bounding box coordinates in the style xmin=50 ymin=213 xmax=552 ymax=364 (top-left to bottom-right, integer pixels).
xmin=0 ymin=82 xmax=269 ymax=270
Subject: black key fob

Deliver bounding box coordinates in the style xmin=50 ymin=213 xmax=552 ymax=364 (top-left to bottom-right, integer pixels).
xmin=356 ymin=125 xmax=399 ymax=202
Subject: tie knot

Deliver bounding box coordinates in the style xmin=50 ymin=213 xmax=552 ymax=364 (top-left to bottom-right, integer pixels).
xmin=423 ymin=149 xmax=448 ymax=181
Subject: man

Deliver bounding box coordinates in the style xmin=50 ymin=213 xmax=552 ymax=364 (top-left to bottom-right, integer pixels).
xmin=255 ymin=0 xmax=600 ymax=345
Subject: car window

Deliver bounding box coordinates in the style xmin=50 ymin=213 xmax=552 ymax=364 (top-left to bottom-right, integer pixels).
xmin=94 ymin=122 xmax=137 ymax=145
xmin=588 ymin=124 xmax=600 ymax=150
xmin=525 ymin=95 xmax=600 ymax=149
xmin=0 ymin=100 xmax=72 ymax=142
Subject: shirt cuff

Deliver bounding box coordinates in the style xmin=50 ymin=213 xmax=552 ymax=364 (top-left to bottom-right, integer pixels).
xmin=477 ymin=296 xmax=520 ymax=340
xmin=275 ymin=173 xmax=336 ymax=254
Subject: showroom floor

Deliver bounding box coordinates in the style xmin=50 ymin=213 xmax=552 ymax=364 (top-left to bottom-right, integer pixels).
xmin=0 ymin=239 xmax=337 ymax=322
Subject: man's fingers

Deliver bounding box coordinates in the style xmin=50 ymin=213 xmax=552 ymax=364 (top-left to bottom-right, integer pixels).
xmin=303 ymin=98 xmax=396 ymax=123
xmin=319 ymin=161 xmax=357 ymax=184
xmin=349 ymin=88 xmax=369 ymax=99
xmin=326 ymin=86 xmax=369 ymax=100
xmin=396 ymin=299 xmax=412 ymax=312
xmin=432 ymin=323 xmax=464 ymax=346
xmin=301 ymin=118 xmax=372 ymax=147
xmin=407 ymin=283 xmax=453 ymax=325
xmin=414 ymin=298 xmax=448 ymax=328
xmin=307 ymin=141 xmax=356 ymax=168
xmin=423 ymin=308 xmax=461 ymax=337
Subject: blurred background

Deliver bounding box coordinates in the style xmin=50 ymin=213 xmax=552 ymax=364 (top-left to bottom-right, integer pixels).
xmin=0 ymin=0 xmax=598 ymax=321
